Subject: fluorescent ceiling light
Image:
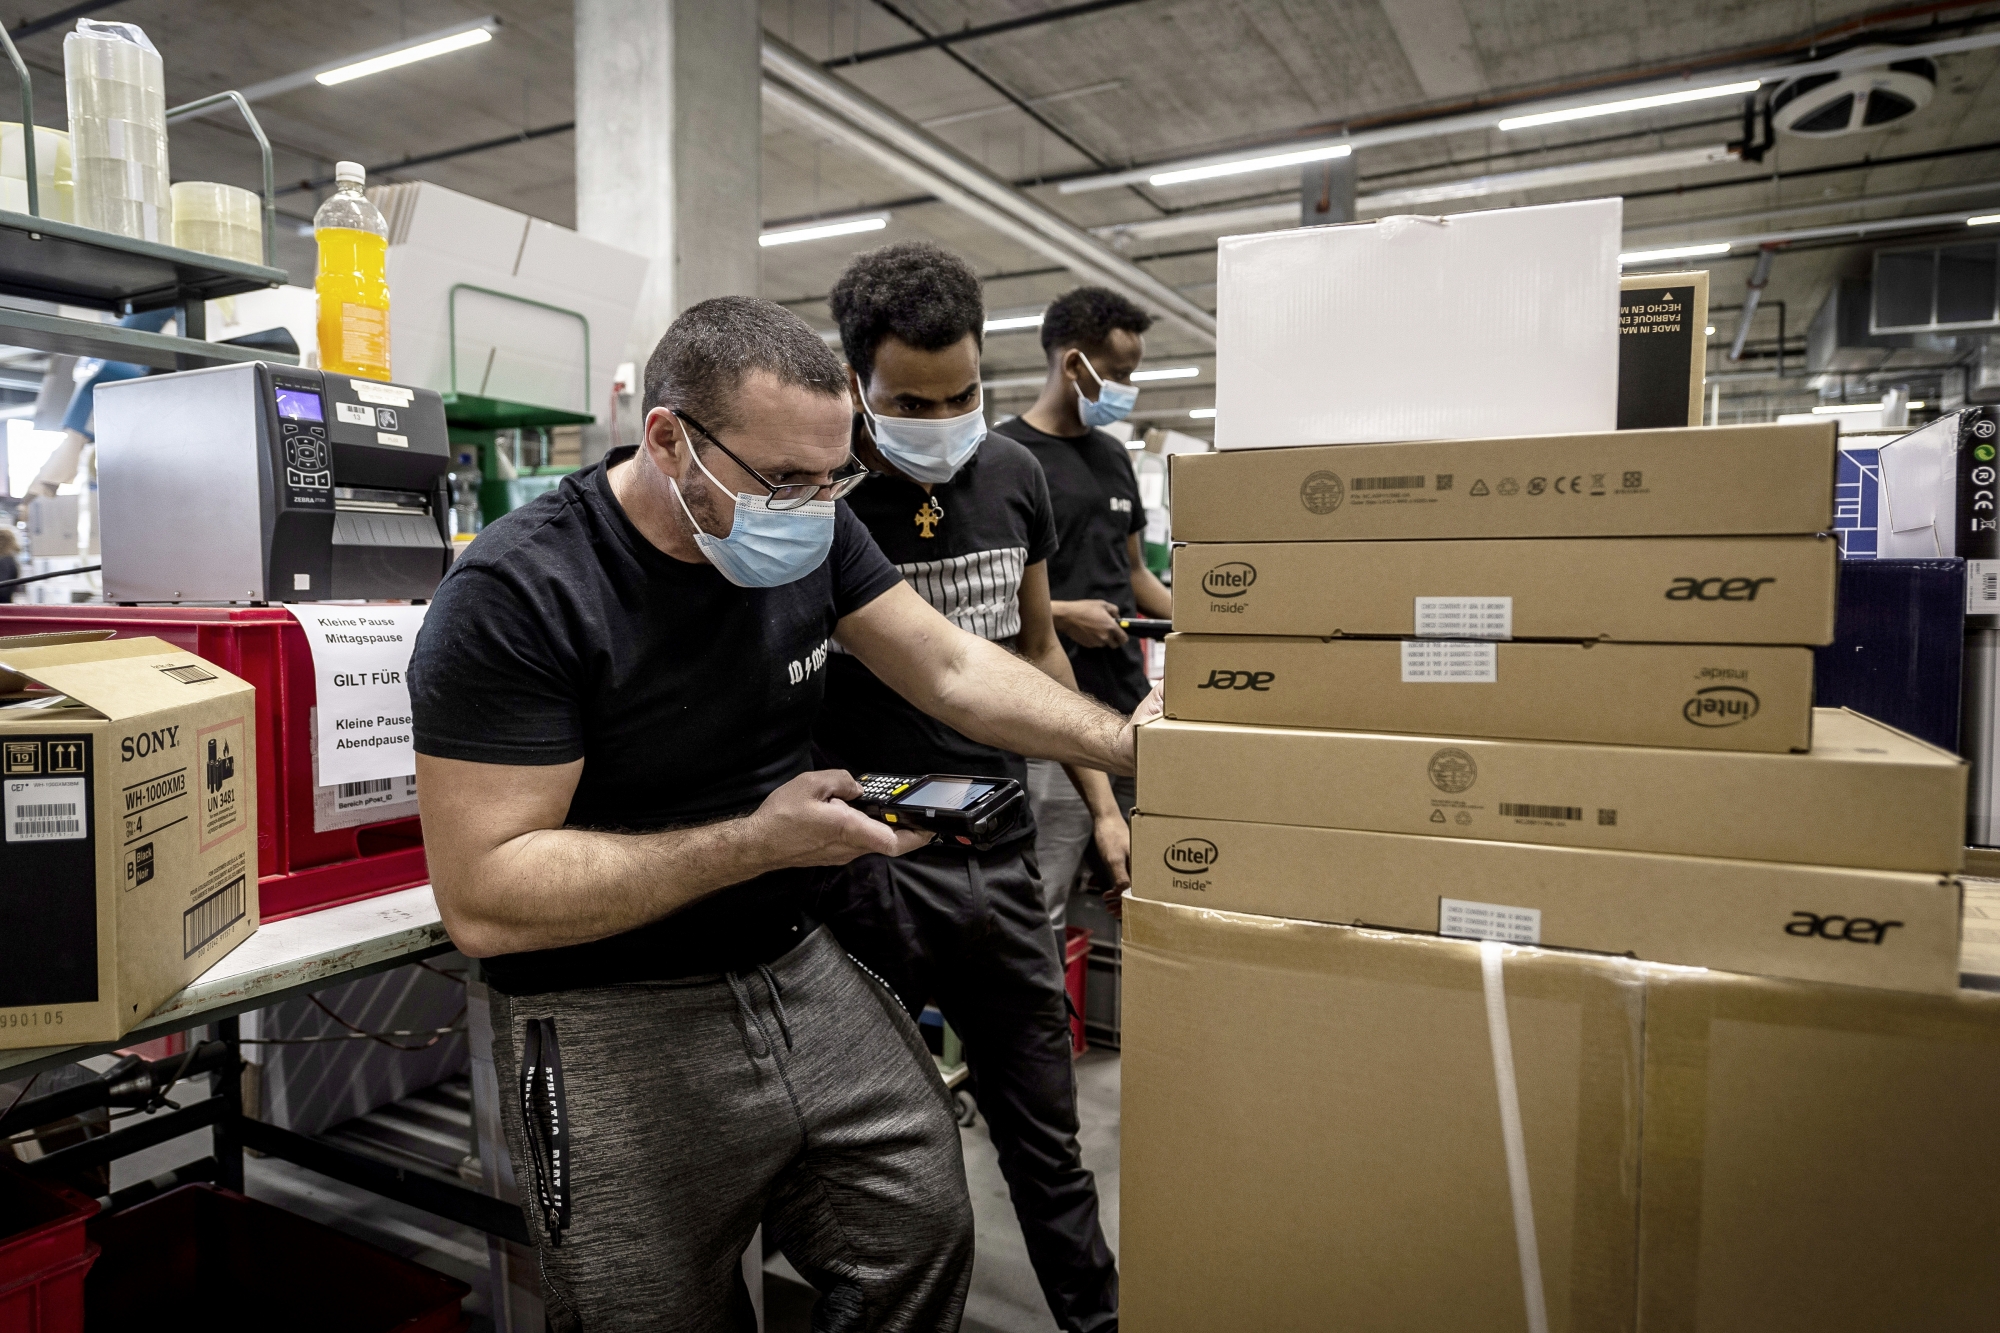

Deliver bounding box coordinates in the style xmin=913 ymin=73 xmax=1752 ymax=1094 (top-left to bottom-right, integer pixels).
xmin=317 ymin=25 xmax=494 ymax=87
xmin=1131 ymin=366 xmax=1199 ymax=381
xmin=1813 ymin=401 xmax=1925 ymax=414
xmin=1498 ymin=80 xmax=1761 ymax=131
xmin=1705 ymin=325 xmax=1717 ymax=335
xmin=1150 ymin=144 xmax=1350 ymax=188
xmin=758 ymin=215 xmax=888 ymax=247
xmin=1970 ymin=215 xmax=2000 ymax=227
xmin=984 ymin=314 xmax=1044 ymax=332
xmin=1188 ymin=407 xmax=1217 ymax=419
xmin=1620 ymin=242 xmax=1731 ymax=265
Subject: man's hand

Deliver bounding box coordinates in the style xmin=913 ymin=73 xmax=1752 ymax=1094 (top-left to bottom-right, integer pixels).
xmin=1052 ymin=598 xmax=1129 ymax=648
xmin=746 ymin=770 xmax=932 ymax=866
xmin=1110 ymin=685 xmax=1164 ymax=777
xmin=1093 ymin=812 xmax=1130 ymax=918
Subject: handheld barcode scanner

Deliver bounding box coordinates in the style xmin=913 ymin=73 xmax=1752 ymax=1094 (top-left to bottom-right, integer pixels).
xmin=1119 ymin=617 xmax=1172 ymax=640
xmin=851 ymin=773 xmax=1026 ymax=849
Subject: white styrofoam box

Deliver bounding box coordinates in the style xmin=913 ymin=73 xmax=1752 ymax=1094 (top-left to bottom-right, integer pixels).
xmin=206 ymin=284 xmax=318 ymax=363
xmin=1212 ymin=198 xmax=1623 ymax=450
xmin=378 ymin=182 xmax=648 ymax=418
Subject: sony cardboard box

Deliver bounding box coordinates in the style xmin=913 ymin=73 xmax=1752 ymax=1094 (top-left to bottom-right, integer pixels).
xmin=1618 ymin=270 xmax=1709 ymax=430
xmin=1135 ymin=711 xmax=1965 ymax=873
xmin=1213 ymin=199 xmax=1622 ymax=450
xmin=1163 ymin=634 xmax=1816 ymax=753
xmin=1173 ymin=535 xmax=1836 ymax=645
xmin=1169 ymin=421 xmax=1836 ymax=544
xmin=1121 ymin=896 xmax=2000 ymax=1333
xmin=0 ymin=635 xmax=259 ymax=1047
xmin=1130 ymin=813 xmax=1961 ymax=994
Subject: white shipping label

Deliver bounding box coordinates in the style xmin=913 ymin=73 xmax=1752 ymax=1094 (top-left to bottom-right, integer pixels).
xmin=334 ymin=402 xmax=376 ymax=426
xmin=1439 ymin=898 xmax=1542 ymax=945
xmin=350 ymin=381 xmax=415 ymax=407
xmin=1401 ymin=640 xmax=1498 ymax=682
xmin=1415 ymin=596 xmax=1512 ymax=639
xmin=289 ymin=605 xmax=427 ymax=788
xmin=6 ymin=776 xmax=86 ymax=841
xmin=1970 ymin=559 xmax=2000 ymax=615
xmin=308 ymin=706 xmax=421 ymax=832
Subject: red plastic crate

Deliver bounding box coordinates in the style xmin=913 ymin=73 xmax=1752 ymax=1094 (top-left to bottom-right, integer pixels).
xmin=0 ymin=606 xmax=427 ymax=920
xmin=0 ymin=1163 xmax=99 ymax=1333
xmin=1064 ymin=926 xmax=1092 ymax=1054
xmin=86 ymin=1184 xmax=468 ymax=1332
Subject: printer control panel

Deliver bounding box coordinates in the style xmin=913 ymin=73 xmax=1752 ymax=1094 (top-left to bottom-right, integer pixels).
xmin=272 ymin=381 xmax=333 ymax=505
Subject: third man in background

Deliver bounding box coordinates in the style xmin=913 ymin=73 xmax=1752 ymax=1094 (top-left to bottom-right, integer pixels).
xmin=995 ymin=288 xmax=1171 ymax=929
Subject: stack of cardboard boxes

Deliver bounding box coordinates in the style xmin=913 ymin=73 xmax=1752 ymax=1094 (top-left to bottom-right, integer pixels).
xmin=1120 ymin=204 xmax=2000 ymax=1331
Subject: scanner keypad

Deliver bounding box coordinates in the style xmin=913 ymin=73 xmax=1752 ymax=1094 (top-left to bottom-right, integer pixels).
xmin=856 ymin=774 xmax=914 ymax=801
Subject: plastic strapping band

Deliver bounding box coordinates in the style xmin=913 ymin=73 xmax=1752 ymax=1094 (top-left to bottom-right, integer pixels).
xmin=1481 ymin=940 xmax=1550 ymax=1333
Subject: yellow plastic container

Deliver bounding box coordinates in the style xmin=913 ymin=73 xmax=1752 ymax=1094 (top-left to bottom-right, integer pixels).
xmin=313 ymin=161 xmax=390 ymax=379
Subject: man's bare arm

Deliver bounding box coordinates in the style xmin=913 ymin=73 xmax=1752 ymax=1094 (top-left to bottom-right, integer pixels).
xmin=838 ymin=581 xmax=1154 ymax=777
xmin=1127 ymin=532 xmax=1173 ymax=619
xmin=417 ymin=755 xmax=926 ymax=958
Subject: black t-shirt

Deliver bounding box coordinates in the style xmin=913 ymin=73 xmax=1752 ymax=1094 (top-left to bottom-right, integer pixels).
xmin=994 ymin=417 xmax=1150 ymax=713
xmin=815 ymin=428 xmax=1059 ymax=823
xmin=408 ymin=446 xmax=903 ymax=994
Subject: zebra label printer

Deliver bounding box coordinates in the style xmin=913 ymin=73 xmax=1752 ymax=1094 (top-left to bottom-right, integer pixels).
xmin=96 ymin=362 xmax=452 ymax=603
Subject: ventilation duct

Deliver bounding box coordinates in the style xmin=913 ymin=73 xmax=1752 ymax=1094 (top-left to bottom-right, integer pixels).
xmin=1770 ymin=48 xmax=1936 ymax=138
xmin=1873 ymin=239 xmax=2000 ymax=334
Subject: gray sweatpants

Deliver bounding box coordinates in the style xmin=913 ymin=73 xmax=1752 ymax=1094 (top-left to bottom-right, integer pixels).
xmin=491 ymin=926 xmax=974 ymax=1332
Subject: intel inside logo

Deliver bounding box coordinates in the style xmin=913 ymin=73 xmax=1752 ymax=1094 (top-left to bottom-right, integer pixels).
xmin=1163 ymin=837 xmax=1219 ymax=874
xmin=1202 ymin=562 xmax=1257 ymax=598
xmin=1684 ymin=685 xmax=1760 ymax=727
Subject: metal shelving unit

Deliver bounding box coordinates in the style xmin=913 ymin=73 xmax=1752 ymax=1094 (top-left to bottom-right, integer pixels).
xmin=0 ymin=28 xmax=294 ymax=369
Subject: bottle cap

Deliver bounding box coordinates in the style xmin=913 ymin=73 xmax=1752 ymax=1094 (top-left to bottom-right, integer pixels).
xmin=334 ymin=161 xmax=365 ymax=185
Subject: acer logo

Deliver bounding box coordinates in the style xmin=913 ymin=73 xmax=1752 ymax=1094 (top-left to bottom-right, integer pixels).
xmin=1196 ymin=669 xmax=1273 ymax=691
xmin=1202 ymin=562 xmax=1257 ymax=598
xmin=1163 ymin=838 xmax=1219 ymax=872
xmin=120 ymin=726 xmax=180 ymax=761
xmin=1683 ymin=686 xmax=1759 ymax=727
xmin=1786 ymin=911 xmax=1903 ymax=945
xmin=1666 ymin=577 xmax=1776 ymax=601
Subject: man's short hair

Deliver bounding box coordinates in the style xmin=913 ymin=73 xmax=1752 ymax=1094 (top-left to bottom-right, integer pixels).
xmin=828 ymin=241 xmax=985 ymax=384
xmin=1040 ymin=286 xmax=1153 ymax=357
xmin=643 ymin=295 xmax=849 ymax=430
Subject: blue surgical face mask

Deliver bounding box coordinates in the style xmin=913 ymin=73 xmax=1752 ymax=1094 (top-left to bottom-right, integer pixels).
xmin=671 ymin=444 xmax=835 ymax=588
xmin=1076 ymin=352 xmax=1138 ymax=428
xmin=861 ymin=392 xmax=987 ymax=483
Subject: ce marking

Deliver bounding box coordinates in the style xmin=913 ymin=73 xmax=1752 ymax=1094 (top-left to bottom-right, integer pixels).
xmin=1552 ymin=474 xmax=1585 ymax=494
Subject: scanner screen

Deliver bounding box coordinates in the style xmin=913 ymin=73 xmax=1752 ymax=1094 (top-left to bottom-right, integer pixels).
xmin=274 ymin=388 xmax=324 ymax=422
xmin=901 ymin=779 xmax=997 ymax=811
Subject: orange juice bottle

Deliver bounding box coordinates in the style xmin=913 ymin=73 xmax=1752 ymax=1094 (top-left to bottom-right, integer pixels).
xmin=313 ymin=161 xmax=391 ymax=380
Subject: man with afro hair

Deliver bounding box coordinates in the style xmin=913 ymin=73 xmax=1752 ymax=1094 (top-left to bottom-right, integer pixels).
xmin=815 ymin=240 xmax=1127 ymax=1333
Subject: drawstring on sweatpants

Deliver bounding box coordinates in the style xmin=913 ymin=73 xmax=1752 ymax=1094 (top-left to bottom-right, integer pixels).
xmin=756 ymin=963 xmax=794 ymax=1051
xmin=726 ymin=965 xmax=809 ymax=1150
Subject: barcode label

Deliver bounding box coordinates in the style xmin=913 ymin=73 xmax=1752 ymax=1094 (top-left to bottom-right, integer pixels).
xmin=184 ymin=875 xmax=247 ymax=957
xmin=337 ymin=778 xmax=394 ymax=798
xmin=1500 ymin=802 xmax=1583 ymax=821
xmin=157 ymin=662 xmax=217 ymax=684
xmin=1970 ymin=560 xmax=2000 ymax=613
xmin=1352 ymin=475 xmax=1426 ymax=492
xmin=5 ymin=777 xmax=86 ymax=842
xmin=1440 ymin=898 xmax=1541 ymax=945
xmin=1401 ymin=640 xmax=1497 ymax=682
xmin=1415 ymin=596 xmax=1512 ymax=640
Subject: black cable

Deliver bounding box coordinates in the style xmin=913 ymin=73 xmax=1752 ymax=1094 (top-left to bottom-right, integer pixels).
xmin=0 ymin=563 xmax=100 ymax=592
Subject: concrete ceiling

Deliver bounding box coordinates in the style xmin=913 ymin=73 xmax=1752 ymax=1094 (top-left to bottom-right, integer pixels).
xmin=10 ymin=0 xmax=2000 ymax=428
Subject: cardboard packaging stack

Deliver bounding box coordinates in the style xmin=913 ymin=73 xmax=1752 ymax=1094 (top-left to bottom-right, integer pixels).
xmin=1123 ymin=203 xmax=1989 ymax=1330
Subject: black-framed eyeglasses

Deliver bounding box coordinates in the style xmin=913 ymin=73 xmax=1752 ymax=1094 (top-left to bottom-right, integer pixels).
xmin=671 ymin=409 xmax=869 ymax=511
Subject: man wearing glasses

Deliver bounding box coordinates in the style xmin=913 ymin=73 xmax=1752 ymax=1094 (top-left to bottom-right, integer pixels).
xmin=408 ymin=297 xmax=1151 ymax=1332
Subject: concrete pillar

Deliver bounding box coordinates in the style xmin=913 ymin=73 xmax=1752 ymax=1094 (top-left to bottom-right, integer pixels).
xmin=1302 ymin=155 xmax=1356 ymax=227
xmin=575 ymin=0 xmax=762 ymax=457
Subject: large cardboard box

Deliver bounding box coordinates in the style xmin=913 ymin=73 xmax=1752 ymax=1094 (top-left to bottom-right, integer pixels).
xmin=0 ymin=636 xmax=259 ymax=1047
xmin=1172 ymin=535 xmax=1836 ymax=645
xmin=1170 ymin=421 xmax=1836 ymax=543
xmin=1213 ymin=199 xmax=1622 ymax=450
xmin=1163 ymin=634 xmax=1816 ymax=753
xmin=1120 ymin=895 xmax=2000 ymax=1332
xmin=1130 ymin=813 xmax=1960 ymax=993
xmin=1136 ymin=711 xmax=1965 ymax=873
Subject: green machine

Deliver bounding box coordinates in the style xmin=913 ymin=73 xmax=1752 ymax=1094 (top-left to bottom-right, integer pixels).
xmin=438 ymin=284 xmax=596 ymax=534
